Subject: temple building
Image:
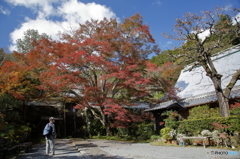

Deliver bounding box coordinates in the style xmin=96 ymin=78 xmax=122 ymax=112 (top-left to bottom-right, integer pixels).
xmin=145 ymin=44 xmax=240 ymax=134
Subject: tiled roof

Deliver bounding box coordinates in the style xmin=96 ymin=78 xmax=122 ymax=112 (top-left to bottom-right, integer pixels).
xmin=121 ymin=102 xmax=150 ymax=109
xmin=182 ymin=84 xmax=240 ymax=107
xmin=181 ymin=93 xmax=217 ymax=107
xmin=145 ymin=86 xmax=240 ymax=112
xmin=145 ymin=100 xmax=184 ymax=111
xmin=26 ymin=100 xmax=63 ymax=107
xmin=129 ymin=102 xmax=150 ymax=109
xmin=145 ymin=100 xmax=178 ymax=111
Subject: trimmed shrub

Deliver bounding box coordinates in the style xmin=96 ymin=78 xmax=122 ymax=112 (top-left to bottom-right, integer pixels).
xmin=188 ymin=105 xmax=220 ymax=120
xmin=160 ymin=127 xmax=172 ymax=140
xmin=150 ymin=135 xmax=161 ymax=140
xmin=136 ymin=123 xmax=154 ymax=140
xmin=177 ymin=116 xmax=240 ymax=136
xmin=230 ymin=102 xmax=240 ymax=116
xmin=161 ymin=110 xmax=180 ymax=129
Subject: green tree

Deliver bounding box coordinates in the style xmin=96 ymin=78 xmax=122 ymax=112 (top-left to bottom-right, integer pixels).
xmin=16 ymin=29 xmax=50 ymax=53
xmin=151 ymin=48 xmax=184 ymax=67
xmin=0 ymin=48 xmax=5 ymax=66
xmin=0 ymin=93 xmax=22 ymax=124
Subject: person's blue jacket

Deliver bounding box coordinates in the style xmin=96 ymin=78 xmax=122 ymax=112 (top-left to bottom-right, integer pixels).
xmin=44 ymin=122 xmax=56 ymax=137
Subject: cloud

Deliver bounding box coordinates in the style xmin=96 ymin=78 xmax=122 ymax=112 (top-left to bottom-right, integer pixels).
xmin=222 ymin=4 xmax=232 ymax=11
xmin=163 ymin=41 xmax=173 ymax=49
xmin=166 ymin=41 xmax=173 ymax=45
xmin=0 ymin=5 xmax=10 ymax=15
xmin=152 ymin=0 xmax=161 ymax=6
xmin=6 ymin=0 xmax=117 ymax=52
xmin=197 ymin=29 xmax=210 ymax=42
xmin=58 ymin=0 xmax=116 ymax=23
xmin=9 ymin=18 xmax=64 ymax=51
xmin=5 ymin=0 xmax=57 ymax=16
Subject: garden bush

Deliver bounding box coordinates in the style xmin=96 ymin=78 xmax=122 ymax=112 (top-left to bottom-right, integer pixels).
xmin=0 ymin=123 xmax=32 ymax=147
xmin=177 ymin=116 xmax=240 ymax=135
xmin=136 ymin=123 xmax=154 ymax=140
xmin=230 ymin=102 xmax=240 ymax=116
xmin=187 ymin=105 xmax=220 ymax=120
xmin=161 ymin=110 xmax=180 ymax=129
xmin=150 ymin=135 xmax=161 ymax=140
xmin=160 ymin=127 xmax=172 ymax=140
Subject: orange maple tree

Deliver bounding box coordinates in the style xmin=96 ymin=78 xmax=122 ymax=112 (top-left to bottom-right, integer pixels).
xmin=0 ymin=60 xmax=39 ymax=100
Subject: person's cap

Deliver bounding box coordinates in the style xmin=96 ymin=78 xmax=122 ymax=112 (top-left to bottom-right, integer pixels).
xmin=49 ymin=117 xmax=55 ymax=120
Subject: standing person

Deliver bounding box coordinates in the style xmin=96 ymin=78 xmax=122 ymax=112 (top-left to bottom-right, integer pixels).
xmin=44 ymin=117 xmax=56 ymax=155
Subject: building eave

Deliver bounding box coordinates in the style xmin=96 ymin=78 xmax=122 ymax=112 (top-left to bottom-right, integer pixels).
xmin=145 ymin=85 xmax=240 ymax=112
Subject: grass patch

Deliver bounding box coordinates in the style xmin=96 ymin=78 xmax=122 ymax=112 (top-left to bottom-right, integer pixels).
xmin=150 ymin=141 xmax=181 ymax=147
xmin=90 ymin=135 xmax=151 ymax=143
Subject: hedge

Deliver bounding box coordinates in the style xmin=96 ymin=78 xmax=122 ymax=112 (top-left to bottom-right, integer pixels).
xmin=177 ymin=116 xmax=240 ymax=135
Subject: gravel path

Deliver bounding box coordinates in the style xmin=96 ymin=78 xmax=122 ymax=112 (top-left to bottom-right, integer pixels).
xmin=13 ymin=139 xmax=240 ymax=159
xmin=16 ymin=139 xmax=84 ymax=159
xmin=71 ymin=139 xmax=240 ymax=159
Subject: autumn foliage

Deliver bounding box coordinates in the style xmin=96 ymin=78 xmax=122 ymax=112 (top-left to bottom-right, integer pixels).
xmin=0 ymin=14 xmax=173 ymax=135
xmin=0 ymin=60 xmax=39 ymax=100
xmin=230 ymin=102 xmax=240 ymax=109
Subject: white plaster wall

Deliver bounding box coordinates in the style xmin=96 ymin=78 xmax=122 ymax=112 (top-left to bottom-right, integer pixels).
xmin=175 ymin=46 xmax=240 ymax=98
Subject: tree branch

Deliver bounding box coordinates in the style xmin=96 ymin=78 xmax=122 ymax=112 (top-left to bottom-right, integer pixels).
xmin=224 ymin=69 xmax=240 ymax=98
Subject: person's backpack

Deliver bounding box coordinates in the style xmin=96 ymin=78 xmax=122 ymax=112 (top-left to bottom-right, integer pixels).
xmin=43 ymin=124 xmax=52 ymax=136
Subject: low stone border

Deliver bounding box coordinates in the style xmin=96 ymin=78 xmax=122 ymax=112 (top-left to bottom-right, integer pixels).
xmin=70 ymin=139 xmax=92 ymax=159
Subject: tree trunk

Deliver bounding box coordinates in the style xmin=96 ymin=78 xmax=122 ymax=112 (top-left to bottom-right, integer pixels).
xmin=103 ymin=114 xmax=111 ymax=136
xmin=105 ymin=124 xmax=110 ymax=136
xmin=99 ymin=109 xmax=110 ymax=136
xmin=216 ymin=91 xmax=230 ymax=117
xmin=89 ymin=107 xmax=110 ymax=136
xmin=63 ymin=104 xmax=66 ymax=137
xmin=23 ymin=101 xmax=26 ymax=122
xmin=84 ymin=108 xmax=91 ymax=137
xmin=202 ymin=55 xmax=230 ymax=117
xmin=224 ymin=69 xmax=240 ymax=98
xmin=212 ymin=76 xmax=230 ymax=117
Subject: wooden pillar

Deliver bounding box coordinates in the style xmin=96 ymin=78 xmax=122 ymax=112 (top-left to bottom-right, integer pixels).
xmin=153 ymin=110 xmax=164 ymax=135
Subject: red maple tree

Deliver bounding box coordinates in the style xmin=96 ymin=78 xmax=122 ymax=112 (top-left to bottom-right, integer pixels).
xmin=8 ymin=14 xmax=173 ymax=135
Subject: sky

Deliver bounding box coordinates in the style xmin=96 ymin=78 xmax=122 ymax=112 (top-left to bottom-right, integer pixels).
xmin=0 ymin=0 xmax=240 ymax=56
